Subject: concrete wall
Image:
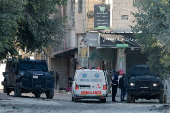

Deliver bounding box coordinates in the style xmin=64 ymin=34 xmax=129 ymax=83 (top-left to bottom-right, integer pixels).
xmin=112 ymin=0 xmax=137 ymax=32
xmin=75 ymin=0 xmax=86 ymax=33
xmin=84 ymin=0 xmax=137 ymax=32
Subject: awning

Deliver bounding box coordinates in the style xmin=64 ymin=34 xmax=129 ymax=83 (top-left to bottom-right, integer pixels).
xmin=50 ymin=48 xmax=78 ymax=58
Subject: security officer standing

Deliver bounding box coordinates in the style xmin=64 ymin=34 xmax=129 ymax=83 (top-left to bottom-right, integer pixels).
xmin=112 ymin=71 xmax=119 ymax=102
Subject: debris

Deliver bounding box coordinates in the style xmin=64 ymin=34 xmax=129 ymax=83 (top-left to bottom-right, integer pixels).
xmin=0 ymin=93 xmax=8 ymax=100
xmin=42 ymin=99 xmax=49 ymax=101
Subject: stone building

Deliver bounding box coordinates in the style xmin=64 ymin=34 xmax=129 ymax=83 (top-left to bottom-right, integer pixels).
xmin=48 ymin=0 xmax=147 ymax=89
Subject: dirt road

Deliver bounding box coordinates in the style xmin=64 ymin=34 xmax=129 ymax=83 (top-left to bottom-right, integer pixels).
xmin=0 ymin=89 xmax=169 ymax=113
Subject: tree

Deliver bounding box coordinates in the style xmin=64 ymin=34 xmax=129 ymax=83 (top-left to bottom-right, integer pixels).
xmin=131 ymin=0 xmax=170 ymax=77
xmin=0 ymin=0 xmax=67 ymax=60
xmin=0 ymin=0 xmax=24 ymax=60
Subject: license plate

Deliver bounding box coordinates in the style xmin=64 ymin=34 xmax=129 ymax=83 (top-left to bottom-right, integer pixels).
xmin=80 ymin=87 xmax=90 ymax=89
xmin=33 ymin=76 xmax=38 ymax=79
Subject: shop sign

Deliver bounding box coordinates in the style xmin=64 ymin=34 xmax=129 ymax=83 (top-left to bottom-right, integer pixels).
xmin=85 ymin=32 xmax=99 ymax=47
xmin=94 ymin=4 xmax=110 ymax=29
xmin=100 ymin=33 xmax=140 ymax=47
xmin=116 ymin=44 xmax=129 ymax=47
xmin=119 ymin=58 xmax=124 ymax=61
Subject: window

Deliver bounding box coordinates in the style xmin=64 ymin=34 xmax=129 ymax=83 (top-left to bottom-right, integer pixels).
xmin=121 ymin=15 xmax=129 ymax=20
xmin=78 ymin=0 xmax=82 ymax=13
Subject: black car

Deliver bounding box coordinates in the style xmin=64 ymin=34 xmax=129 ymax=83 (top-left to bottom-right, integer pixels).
xmin=126 ymin=65 xmax=167 ymax=103
xmin=2 ymin=59 xmax=55 ymax=99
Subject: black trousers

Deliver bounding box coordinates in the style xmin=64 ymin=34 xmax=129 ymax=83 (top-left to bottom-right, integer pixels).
xmin=112 ymin=85 xmax=118 ymax=101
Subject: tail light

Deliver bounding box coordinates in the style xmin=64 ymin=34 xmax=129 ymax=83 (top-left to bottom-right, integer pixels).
xmin=76 ymin=84 xmax=79 ymax=89
xmin=96 ymin=67 xmax=100 ymax=70
xmin=103 ymin=85 xmax=106 ymax=90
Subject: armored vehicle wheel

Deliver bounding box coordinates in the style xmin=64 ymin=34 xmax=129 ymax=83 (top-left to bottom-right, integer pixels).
xmin=126 ymin=93 xmax=131 ymax=103
xmin=3 ymin=82 xmax=11 ymax=95
xmin=46 ymin=89 xmax=54 ymax=99
xmin=34 ymin=93 xmax=41 ymax=98
xmin=14 ymin=84 xmax=22 ymax=97
xmin=131 ymin=97 xmax=135 ymax=103
xmin=159 ymin=93 xmax=164 ymax=103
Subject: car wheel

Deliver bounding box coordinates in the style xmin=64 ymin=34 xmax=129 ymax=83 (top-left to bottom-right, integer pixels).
xmin=34 ymin=93 xmax=41 ymax=98
xmin=159 ymin=93 xmax=164 ymax=103
xmin=14 ymin=83 xmax=22 ymax=97
xmin=126 ymin=93 xmax=131 ymax=103
xmin=46 ymin=89 xmax=54 ymax=99
xmin=3 ymin=81 xmax=11 ymax=95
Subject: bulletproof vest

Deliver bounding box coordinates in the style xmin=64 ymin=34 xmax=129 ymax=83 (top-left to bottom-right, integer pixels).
xmin=112 ymin=74 xmax=118 ymax=85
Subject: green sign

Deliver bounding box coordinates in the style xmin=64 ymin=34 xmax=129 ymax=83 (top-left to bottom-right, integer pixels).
xmin=116 ymin=44 xmax=129 ymax=47
xmin=119 ymin=58 xmax=124 ymax=61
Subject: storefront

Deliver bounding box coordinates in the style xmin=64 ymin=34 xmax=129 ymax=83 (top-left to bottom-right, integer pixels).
xmin=85 ymin=32 xmax=148 ymax=75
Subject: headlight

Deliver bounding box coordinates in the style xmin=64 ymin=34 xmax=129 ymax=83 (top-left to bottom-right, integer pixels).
xmin=130 ymin=83 xmax=135 ymax=86
xmin=153 ymin=83 xmax=158 ymax=86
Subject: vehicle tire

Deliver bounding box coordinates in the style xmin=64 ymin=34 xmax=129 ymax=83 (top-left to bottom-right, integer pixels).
xmin=131 ymin=97 xmax=135 ymax=103
xmin=34 ymin=93 xmax=41 ymax=98
xmin=14 ymin=84 xmax=22 ymax=97
xmin=72 ymin=95 xmax=74 ymax=101
xmin=74 ymin=98 xmax=78 ymax=102
xmin=159 ymin=93 xmax=164 ymax=103
xmin=102 ymin=98 xmax=106 ymax=103
xmin=126 ymin=93 xmax=131 ymax=103
xmin=164 ymin=95 xmax=167 ymax=103
xmin=3 ymin=81 xmax=11 ymax=95
xmin=46 ymin=89 xmax=54 ymax=99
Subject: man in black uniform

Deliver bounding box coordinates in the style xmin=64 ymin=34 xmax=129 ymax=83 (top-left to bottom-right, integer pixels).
xmin=112 ymin=71 xmax=119 ymax=102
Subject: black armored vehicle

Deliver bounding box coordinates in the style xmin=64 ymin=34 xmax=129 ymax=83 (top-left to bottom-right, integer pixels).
xmin=2 ymin=59 xmax=55 ymax=99
xmin=126 ymin=65 xmax=167 ymax=103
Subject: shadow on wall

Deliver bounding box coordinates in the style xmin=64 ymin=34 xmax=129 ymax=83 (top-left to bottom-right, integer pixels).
xmin=0 ymin=64 xmax=6 ymax=89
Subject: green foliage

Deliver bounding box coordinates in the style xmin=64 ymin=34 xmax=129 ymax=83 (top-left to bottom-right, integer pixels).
xmin=0 ymin=0 xmax=24 ymax=59
xmin=131 ymin=0 xmax=170 ymax=78
xmin=0 ymin=0 xmax=66 ymax=60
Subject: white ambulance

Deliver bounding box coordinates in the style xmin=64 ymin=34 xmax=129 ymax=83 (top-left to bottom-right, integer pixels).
xmin=71 ymin=67 xmax=107 ymax=103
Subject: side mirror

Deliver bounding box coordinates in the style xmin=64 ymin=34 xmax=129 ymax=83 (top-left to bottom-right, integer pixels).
xmin=50 ymin=71 xmax=54 ymax=75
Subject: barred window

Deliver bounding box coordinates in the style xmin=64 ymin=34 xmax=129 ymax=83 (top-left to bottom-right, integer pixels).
xmin=78 ymin=0 xmax=82 ymax=13
xmin=121 ymin=15 xmax=129 ymax=20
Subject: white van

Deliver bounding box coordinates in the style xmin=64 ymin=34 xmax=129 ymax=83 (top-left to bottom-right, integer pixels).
xmin=71 ymin=67 xmax=107 ymax=103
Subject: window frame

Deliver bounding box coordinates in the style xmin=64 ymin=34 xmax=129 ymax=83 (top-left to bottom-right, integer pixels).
xmin=78 ymin=0 xmax=82 ymax=13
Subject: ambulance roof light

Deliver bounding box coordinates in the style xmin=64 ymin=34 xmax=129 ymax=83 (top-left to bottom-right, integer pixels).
xmin=78 ymin=67 xmax=82 ymax=69
xmin=96 ymin=67 xmax=100 ymax=70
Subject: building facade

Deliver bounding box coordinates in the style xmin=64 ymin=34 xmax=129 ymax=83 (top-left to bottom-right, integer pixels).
xmin=48 ymin=0 xmax=147 ymax=89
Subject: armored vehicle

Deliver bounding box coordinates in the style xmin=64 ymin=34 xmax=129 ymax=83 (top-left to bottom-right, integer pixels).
xmin=2 ymin=59 xmax=55 ymax=99
xmin=126 ymin=65 xmax=167 ymax=103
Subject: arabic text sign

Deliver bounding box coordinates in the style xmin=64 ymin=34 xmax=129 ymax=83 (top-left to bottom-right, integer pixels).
xmin=94 ymin=4 xmax=110 ymax=29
